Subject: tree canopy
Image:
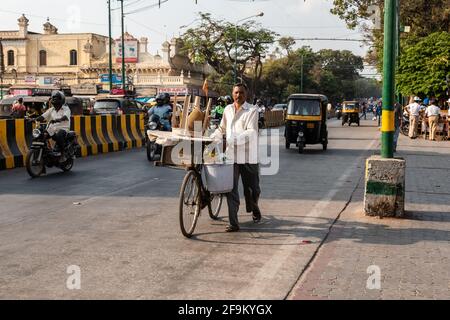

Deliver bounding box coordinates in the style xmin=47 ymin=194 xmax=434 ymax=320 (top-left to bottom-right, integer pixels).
xmin=397 ymin=32 xmax=450 ymax=98
xmin=259 ymin=47 xmax=374 ymax=104
xmin=180 ymin=12 xmax=277 ymax=95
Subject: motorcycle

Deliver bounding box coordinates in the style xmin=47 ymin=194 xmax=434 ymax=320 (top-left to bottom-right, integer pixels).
xmin=258 ymin=109 xmax=265 ymax=129
xmin=401 ymin=111 xmax=409 ymax=136
xmin=146 ymin=114 xmax=164 ymax=161
xmin=25 ymin=121 xmax=79 ymax=178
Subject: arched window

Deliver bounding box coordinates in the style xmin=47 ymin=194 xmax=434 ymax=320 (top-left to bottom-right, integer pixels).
xmin=69 ymin=49 xmax=77 ymax=65
xmin=39 ymin=50 xmax=47 ymax=66
xmin=7 ymin=50 xmax=14 ymax=66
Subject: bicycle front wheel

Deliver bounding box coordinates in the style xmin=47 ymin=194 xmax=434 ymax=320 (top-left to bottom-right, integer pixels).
xmin=179 ymin=170 xmax=201 ymax=238
xmin=208 ymin=193 xmax=223 ymax=220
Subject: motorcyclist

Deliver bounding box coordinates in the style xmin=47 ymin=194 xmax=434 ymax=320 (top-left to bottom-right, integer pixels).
xmin=35 ymin=91 xmax=71 ymax=157
xmin=147 ymin=92 xmax=172 ymax=131
xmin=256 ymin=99 xmax=265 ymax=127
xmin=212 ymin=96 xmax=227 ymax=121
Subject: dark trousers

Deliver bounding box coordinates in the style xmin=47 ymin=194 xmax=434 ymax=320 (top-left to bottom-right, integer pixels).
xmin=226 ymin=164 xmax=261 ymax=227
xmin=52 ymin=130 xmax=67 ymax=152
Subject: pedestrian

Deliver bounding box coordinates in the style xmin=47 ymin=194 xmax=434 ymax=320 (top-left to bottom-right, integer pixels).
xmin=425 ymin=99 xmax=441 ymax=141
xmin=211 ymin=83 xmax=262 ymax=232
xmin=406 ymin=96 xmax=422 ymax=139
xmin=376 ymin=103 xmax=382 ymax=126
xmin=362 ymin=102 xmax=368 ymax=120
xmin=393 ymin=102 xmax=403 ymax=152
xmin=11 ymin=97 xmax=26 ymax=118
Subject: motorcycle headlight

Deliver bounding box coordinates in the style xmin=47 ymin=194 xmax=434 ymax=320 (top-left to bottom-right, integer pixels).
xmin=32 ymin=129 xmax=41 ymax=138
xmin=149 ymin=122 xmax=157 ymax=130
xmin=298 ymin=132 xmax=304 ymax=137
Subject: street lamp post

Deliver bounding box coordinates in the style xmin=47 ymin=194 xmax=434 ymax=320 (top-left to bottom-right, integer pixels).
xmin=108 ymin=0 xmax=113 ymax=93
xmin=234 ymin=12 xmax=264 ymax=85
xmin=118 ymin=0 xmax=126 ymax=92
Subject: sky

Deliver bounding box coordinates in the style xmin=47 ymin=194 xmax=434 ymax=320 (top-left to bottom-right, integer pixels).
xmin=0 ymin=0 xmax=379 ymax=77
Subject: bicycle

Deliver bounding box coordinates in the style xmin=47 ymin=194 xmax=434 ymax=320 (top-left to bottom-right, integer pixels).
xmin=179 ymin=164 xmax=224 ymax=238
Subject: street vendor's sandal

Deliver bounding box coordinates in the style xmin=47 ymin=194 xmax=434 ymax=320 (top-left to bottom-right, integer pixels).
xmin=225 ymin=225 xmax=240 ymax=232
xmin=252 ymin=212 xmax=262 ymax=223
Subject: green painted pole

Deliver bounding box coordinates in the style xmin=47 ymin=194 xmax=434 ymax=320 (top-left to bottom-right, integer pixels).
xmin=396 ymin=0 xmax=402 ymax=105
xmin=120 ymin=0 xmax=126 ymax=91
xmin=108 ymin=0 xmax=113 ymax=93
xmin=381 ymin=0 xmax=397 ymax=158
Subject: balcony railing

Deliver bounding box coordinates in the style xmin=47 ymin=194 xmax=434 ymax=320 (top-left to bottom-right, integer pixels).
xmin=134 ymin=75 xmax=185 ymax=86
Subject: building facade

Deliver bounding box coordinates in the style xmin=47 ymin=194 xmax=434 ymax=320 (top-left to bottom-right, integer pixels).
xmin=0 ymin=15 xmax=214 ymax=97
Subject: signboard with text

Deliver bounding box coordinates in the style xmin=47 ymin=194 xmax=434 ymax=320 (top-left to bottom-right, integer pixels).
xmin=100 ymin=74 xmax=122 ymax=84
xmin=24 ymin=75 xmax=35 ymax=83
xmin=158 ymin=87 xmax=188 ymax=95
xmin=115 ymin=40 xmax=138 ymax=63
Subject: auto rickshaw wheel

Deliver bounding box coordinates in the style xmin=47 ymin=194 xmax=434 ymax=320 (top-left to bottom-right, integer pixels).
xmin=322 ymin=142 xmax=327 ymax=151
xmin=298 ymin=143 xmax=304 ymax=154
xmin=285 ymin=140 xmax=290 ymax=150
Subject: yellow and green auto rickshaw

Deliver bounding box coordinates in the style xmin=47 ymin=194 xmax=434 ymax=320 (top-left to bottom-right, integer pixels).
xmin=284 ymin=94 xmax=329 ymax=153
xmin=341 ymin=101 xmax=360 ymax=126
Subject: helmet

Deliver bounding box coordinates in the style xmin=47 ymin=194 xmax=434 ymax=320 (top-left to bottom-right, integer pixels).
xmin=224 ymin=95 xmax=232 ymax=104
xmin=155 ymin=92 xmax=170 ymax=106
xmin=413 ymin=96 xmax=421 ymax=102
xmin=51 ymin=90 xmax=65 ymax=108
xmin=256 ymin=99 xmax=263 ymax=105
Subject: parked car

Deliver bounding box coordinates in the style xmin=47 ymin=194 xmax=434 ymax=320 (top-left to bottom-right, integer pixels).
xmin=272 ymin=103 xmax=287 ymax=111
xmin=91 ymin=97 xmax=147 ymax=115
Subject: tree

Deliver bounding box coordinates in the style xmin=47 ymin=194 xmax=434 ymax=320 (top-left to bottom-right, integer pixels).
xmin=330 ymin=0 xmax=450 ymax=70
xmin=259 ymin=47 xmax=367 ymax=104
xmin=180 ymin=12 xmax=277 ymax=96
xmin=278 ymin=36 xmax=296 ymax=55
xmin=397 ymin=32 xmax=450 ymax=98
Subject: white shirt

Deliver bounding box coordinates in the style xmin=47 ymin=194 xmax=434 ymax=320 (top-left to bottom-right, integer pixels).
xmin=425 ymin=104 xmax=441 ymax=117
xmin=211 ymin=102 xmax=258 ymax=164
xmin=407 ymin=102 xmax=421 ymax=116
xmin=41 ymin=105 xmax=71 ymax=136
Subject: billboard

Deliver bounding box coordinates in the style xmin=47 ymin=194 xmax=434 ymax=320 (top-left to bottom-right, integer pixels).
xmin=100 ymin=74 xmax=123 ymax=84
xmin=116 ymin=40 xmax=138 ymax=63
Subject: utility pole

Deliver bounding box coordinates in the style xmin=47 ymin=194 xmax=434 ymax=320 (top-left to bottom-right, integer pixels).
xmin=0 ymin=38 xmax=4 ymax=100
xmin=120 ymin=0 xmax=126 ymax=91
xmin=108 ymin=0 xmax=113 ymax=93
xmin=381 ymin=0 xmax=397 ymax=158
xmin=300 ymin=55 xmax=304 ymax=93
xmin=396 ymin=0 xmax=402 ymax=105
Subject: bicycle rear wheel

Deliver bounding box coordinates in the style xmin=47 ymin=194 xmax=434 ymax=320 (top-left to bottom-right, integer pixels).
xmin=208 ymin=193 xmax=223 ymax=220
xmin=179 ymin=170 xmax=201 ymax=238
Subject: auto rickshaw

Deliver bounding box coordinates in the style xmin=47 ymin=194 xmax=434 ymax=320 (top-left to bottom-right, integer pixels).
xmin=284 ymin=94 xmax=329 ymax=153
xmin=341 ymin=101 xmax=360 ymax=126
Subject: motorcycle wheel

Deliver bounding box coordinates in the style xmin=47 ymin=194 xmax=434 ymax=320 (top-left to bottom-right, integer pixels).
xmin=285 ymin=140 xmax=290 ymax=150
xmin=401 ymin=125 xmax=409 ymax=136
xmin=61 ymin=158 xmax=74 ymax=172
xmin=26 ymin=150 xmax=44 ymax=178
xmin=147 ymin=141 xmax=157 ymax=161
xmin=298 ymin=143 xmax=304 ymax=154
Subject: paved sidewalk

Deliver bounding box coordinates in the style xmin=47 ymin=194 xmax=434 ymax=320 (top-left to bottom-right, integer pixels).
xmin=289 ymin=133 xmax=450 ymax=300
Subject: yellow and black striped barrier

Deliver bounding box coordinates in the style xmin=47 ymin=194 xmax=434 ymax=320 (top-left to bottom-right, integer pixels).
xmin=0 ymin=114 xmax=145 ymax=171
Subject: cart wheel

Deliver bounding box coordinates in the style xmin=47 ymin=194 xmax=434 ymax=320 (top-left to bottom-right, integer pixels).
xmin=179 ymin=170 xmax=201 ymax=238
xmin=208 ymin=193 xmax=223 ymax=220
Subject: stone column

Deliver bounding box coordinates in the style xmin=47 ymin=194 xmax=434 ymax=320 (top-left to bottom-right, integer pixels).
xmin=364 ymin=155 xmax=406 ymax=217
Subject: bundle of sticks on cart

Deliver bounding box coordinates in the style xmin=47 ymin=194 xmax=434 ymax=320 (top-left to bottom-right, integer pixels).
xmin=147 ymin=95 xmax=221 ymax=168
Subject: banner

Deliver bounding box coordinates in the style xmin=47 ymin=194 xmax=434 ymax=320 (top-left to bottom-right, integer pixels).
xmin=116 ymin=40 xmax=138 ymax=63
